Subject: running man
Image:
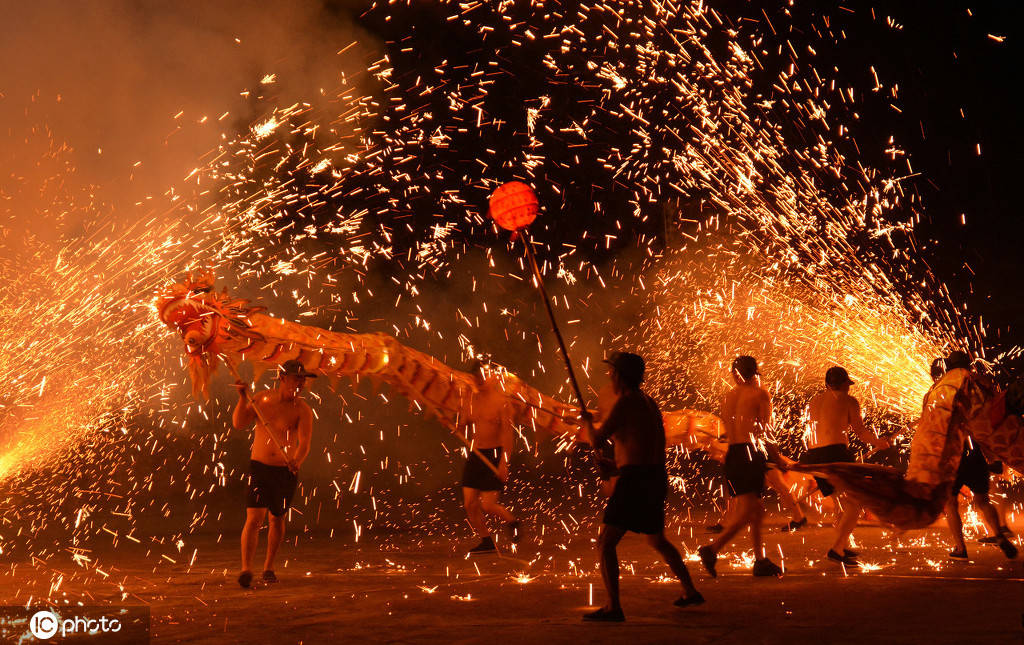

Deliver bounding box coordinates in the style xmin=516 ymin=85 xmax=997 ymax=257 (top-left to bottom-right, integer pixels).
xmin=461 ymin=361 xmax=519 ymax=555
xmin=698 ymin=356 xmax=783 ymax=578
xmin=931 ymin=353 xmax=1018 ymax=560
xmin=579 ymin=351 xmax=702 ymax=622
xmin=801 ymin=366 xmax=890 ymax=568
xmin=233 ymin=359 xmax=315 ymax=588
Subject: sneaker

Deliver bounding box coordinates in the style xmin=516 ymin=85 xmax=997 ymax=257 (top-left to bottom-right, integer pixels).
xmin=468 ymin=537 xmax=497 ymax=555
xmin=583 ymin=607 xmax=625 ymax=622
xmin=949 ymin=548 xmax=968 ymax=560
xmin=698 ymin=545 xmax=718 ymax=578
xmin=782 ymin=517 xmax=808 ymax=532
xmin=827 ymin=549 xmax=860 ymax=568
xmin=237 ymin=570 xmax=253 ymax=588
xmin=978 ymin=535 xmax=1000 ymax=544
xmin=753 ymin=558 xmax=783 ymax=577
xmin=705 ymin=523 xmax=724 ymax=534
xmin=262 ymin=570 xmax=278 ymax=583
xmin=997 ymin=537 xmax=1018 ymax=560
xmin=673 ymin=592 xmax=705 ymax=608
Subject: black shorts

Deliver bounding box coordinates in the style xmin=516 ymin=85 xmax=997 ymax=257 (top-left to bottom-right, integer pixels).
xmin=800 ymin=443 xmax=854 ymax=497
xmin=603 ymin=465 xmax=667 ymax=535
xmin=461 ymin=448 xmax=504 ymax=492
xmin=246 ymin=459 xmax=298 ymax=516
xmin=724 ymin=443 xmax=766 ymax=497
xmin=954 ymin=444 xmax=989 ymax=496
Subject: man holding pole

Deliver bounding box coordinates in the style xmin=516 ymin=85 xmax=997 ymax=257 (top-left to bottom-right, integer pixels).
xmin=579 ymin=352 xmax=703 ymax=622
xmin=232 ymin=359 xmax=315 ymax=588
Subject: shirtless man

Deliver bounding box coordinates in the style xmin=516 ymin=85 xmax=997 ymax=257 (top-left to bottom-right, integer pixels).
xmin=931 ymin=353 xmax=1017 ymax=560
xmin=461 ymin=362 xmax=519 ymax=555
xmin=579 ymin=352 xmax=702 ymax=622
xmin=801 ymin=366 xmax=889 ymax=567
xmin=698 ymin=356 xmax=783 ymax=577
xmin=232 ymin=359 xmax=315 ymax=588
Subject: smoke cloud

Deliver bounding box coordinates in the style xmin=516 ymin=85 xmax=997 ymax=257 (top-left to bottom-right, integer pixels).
xmin=1 ymin=0 xmax=373 ymax=206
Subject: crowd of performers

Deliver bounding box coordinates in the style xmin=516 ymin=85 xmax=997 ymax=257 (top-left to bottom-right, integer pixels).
xmin=228 ymin=352 xmax=1019 ymax=623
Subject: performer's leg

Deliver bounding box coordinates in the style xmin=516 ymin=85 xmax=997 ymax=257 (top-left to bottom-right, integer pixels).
xmin=831 ymin=495 xmax=862 ymax=553
xmin=997 ymin=498 xmax=1010 ymax=529
xmin=973 ymin=491 xmax=1001 ymax=536
xmin=647 ymin=533 xmax=698 ymax=597
xmin=598 ymin=525 xmax=627 ymax=610
xmin=480 ymin=490 xmax=516 ymax=523
xmin=750 ymin=500 xmax=765 ymax=557
xmin=463 ymin=487 xmax=488 ymax=536
xmin=944 ymin=495 xmax=967 ymax=554
xmin=766 ymin=469 xmax=805 ymax=524
xmin=241 ymin=507 xmax=266 ymax=573
xmin=264 ymin=513 xmax=285 ymax=572
xmin=710 ymin=493 xmax=756 ymax=553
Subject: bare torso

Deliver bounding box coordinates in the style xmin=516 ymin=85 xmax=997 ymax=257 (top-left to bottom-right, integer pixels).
xmin=465 ymin=378 xmax=509 ymax=450
xmin=722 ymin=383 xmax=771 ymax=445
xmin=250 ymin=391 xmax=311 ymax=466
xmin=602 ymin=390 xmax=666 ymax=468
xmin=806 ymin=390 xmax=857 ymax=448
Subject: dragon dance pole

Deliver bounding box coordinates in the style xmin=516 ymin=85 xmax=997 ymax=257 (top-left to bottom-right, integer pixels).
xmin=488 ymin=181 xmax=590 ymax=420
xmin=520 ymin=232 xmax=589 ymax=415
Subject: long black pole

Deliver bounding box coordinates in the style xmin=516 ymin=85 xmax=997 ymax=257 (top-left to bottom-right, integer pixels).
xmin=519 ymin=232 xmax=589 ymax=416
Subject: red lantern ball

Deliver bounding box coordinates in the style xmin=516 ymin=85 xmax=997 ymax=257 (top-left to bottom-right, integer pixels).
xmin=488 ymin=181 xmax=539 ymax=231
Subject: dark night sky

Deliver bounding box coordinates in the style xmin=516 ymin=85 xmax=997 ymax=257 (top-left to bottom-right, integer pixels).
xmin=346 ymin=0 xmax=1023 ymax=352
xmin=825 ymin=1 xmax=1023 ymax=347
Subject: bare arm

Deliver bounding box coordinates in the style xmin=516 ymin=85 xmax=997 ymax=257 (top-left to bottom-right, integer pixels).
xmin=288 ymin=401 xmax=314 ymax=469
xmin=850 ymin=398 xmax=888 ymax=449
xmin=232 ymin=383 xmax=258 ymax=429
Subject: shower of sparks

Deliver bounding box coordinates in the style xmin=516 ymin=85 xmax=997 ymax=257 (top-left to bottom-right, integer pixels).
xmin=0 ymin=0 xmax=1017 ymax=603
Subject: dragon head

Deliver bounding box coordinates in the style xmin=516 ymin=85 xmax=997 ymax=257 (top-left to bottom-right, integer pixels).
xmin=156 ymin=271 xmax=262 ymax=398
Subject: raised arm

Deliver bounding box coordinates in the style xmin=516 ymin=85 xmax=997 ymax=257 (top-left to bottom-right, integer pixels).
xmin=232 ymin=382 xmax=258 ymax=430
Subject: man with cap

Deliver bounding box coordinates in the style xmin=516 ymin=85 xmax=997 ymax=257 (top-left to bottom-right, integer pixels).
xmin=579 ymin=351 xmax=703 ymax=622
xmin=801 ymin=366 xmax=889 ymax=567
xmin=232 ymin=359 xmax=316 ymax=588
xmin=698 ymin=356 xmax=784 ymax=578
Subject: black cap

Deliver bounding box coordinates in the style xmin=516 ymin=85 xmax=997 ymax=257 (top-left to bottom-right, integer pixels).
xmin=825 ymin=366 xmax=854 ymax=388
xmin=604 ymin=351 xmax=645 ymax=387
xmin=279 ymin=359 xmax=318 ymax=378
xmin=731 ymin=355 xmax=759 ymax=381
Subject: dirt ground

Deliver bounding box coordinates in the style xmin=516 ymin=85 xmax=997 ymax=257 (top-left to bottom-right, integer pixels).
xmin=2 ymin=515 xmax=1022 ymax=644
